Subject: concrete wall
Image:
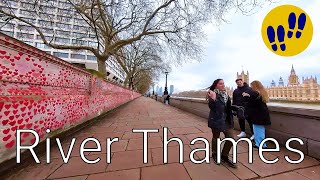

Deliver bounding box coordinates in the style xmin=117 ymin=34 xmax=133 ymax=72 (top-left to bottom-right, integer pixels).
xmin=0 ymin=33 xmax=140 ymax=164
xmin=169 ymin=97 xmax=320 ymax=160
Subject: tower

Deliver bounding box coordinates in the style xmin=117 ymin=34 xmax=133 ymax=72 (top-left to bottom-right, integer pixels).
xmin=271 ymin=80 xmax=276 ymax=87
xmin=279 ymin=77 xmax=284 ymax=87
xmin=288 ymin=65 xmax=299 ymax=86
xmin=237 ymin=69 xmax=249 ymax=83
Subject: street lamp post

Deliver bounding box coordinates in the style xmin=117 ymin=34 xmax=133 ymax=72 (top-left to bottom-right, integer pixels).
xmin=152 ymin=84 xmax=155 ymax=95
xmin=163 ymin=71 xmax=169 ymax=95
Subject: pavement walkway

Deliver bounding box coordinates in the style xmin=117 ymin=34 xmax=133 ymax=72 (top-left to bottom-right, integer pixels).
xmin=4 ymin=97 xmax=320 ymax=180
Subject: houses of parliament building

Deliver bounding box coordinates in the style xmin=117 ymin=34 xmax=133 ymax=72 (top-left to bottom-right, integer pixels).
xmin=236 ymin=66 xmax=320 ymax=102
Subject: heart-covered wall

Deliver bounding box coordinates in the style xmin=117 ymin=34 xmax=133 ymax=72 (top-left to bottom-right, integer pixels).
xmin=0 ymin=33 xmax=140 ymax=163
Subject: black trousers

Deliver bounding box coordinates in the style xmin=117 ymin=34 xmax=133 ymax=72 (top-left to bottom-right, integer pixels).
xmin=239 ymin=116 xmax=254 ymax=134
xmin=236 ymin=107 xmax=254 ymax=134
xmin=211 ymin=128 xmax=233 ymax=157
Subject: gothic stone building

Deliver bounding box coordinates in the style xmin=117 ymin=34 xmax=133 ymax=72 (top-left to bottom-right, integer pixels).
xmin=267 ymin=65 xmax=320 ymax=102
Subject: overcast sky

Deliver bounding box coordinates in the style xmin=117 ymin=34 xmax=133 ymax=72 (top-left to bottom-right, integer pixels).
xmin=155 ymin=0 xmax=320 ymax=93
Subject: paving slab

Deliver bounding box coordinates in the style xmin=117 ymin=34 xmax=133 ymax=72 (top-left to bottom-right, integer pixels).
xmin=141 ymin=163 xmax=191 ymax=180
xmin=295 ymin=165 xmax=320 ymax=180
xmin=183 ymin=161 xmax=239 ymax=180
xmin=48 ymin=155 xmax=107 ymax=179
xmin=4 ymin=97 xmax=320 ymax=180
xmin=86 ymin=169 xmax=140 ymax=180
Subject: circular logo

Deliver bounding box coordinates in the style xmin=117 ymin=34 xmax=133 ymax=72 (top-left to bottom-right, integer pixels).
xmin=261 ymin=5 xmax=313 ymax=57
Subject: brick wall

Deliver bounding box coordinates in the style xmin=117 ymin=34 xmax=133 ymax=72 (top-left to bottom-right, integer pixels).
xmin=0 ymin=33 xmax=140 ymax=163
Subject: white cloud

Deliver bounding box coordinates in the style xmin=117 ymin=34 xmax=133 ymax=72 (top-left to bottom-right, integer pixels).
xmin=155 ymin=0 xmax=320 ymax=93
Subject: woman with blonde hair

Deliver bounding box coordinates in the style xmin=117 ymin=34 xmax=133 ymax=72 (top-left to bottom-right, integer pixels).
xmin=242 ymin=80 xmax=271 ymax=148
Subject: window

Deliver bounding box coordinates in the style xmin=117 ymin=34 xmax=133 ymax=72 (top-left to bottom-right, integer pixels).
xmin=71 ymin=54 xmax=85 ymax=59
xmin=2 ymin=23 xmax=14 ymax=29
xmin=73 ymin=25 xmax=89 ymax=32
xmin=58 ymin=8 xmax=73 ymax=15
xmin=36 ymin=35 xmax=53 ymax=41
xmin=58 ymin=2 xmax=71 ymax=9
xmin=40 ymin=27 xmax=54 ymax=34
xmin=39 ymin=5 xmax=55 ymax=14
xmin=38 ymin=20 xmax=54 ymax=27
xmin=53 ymin=52 xmax=69 ymax=58
xmin=57 ymin=15 xmax=72 ymax=23
xmin=24 ymin=41 xmax=33 ymax=46
xmin=72 ymin=39 xmax=87 ymax=45
xmin=73 ymin=32 xmax=87 ymax=38
xmin=16 ymin=32 xmax=34 ymax=39
xmin=55 ymin=37 xmax=70 ymax=44
xmin=21 ymin=2 xmax=34 ymax=9
xmin=39 ymin=13 xmax=55 ymax=21
xmin=35 ymin=42 xmax=49 ymax=49
xmin=56 ymin=23 xmax=71 ymax=29
xmin=56 ymin=30 xmax=70 ymax=36
xmin=2 ymin=31 xmax=14 ymax=36
xmin=17 ymin=25 xmax=34 ymax=32
xmin=88 ymin=41 xmax=98 ymax=47
xmin=24 ymin=18 xmax=36 ymax=24
xmin=87 ymin=55 xmax=96 ymax=61
xmin=74 ymin=19 xmax=87 ymax=25
xmin=19 ymin=9 xmax=34 ymax=16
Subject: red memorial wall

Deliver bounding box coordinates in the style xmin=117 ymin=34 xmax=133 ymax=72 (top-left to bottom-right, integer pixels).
xmin=0 ymin=33 xmax=140 ymax=163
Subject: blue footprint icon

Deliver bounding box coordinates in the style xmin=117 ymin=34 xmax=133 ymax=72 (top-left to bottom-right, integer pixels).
xmin=287 ymin=12 xmax=306 ymax=39
xmin=267 ymin=26 xmax=277 ymax=51
xmin=288 ymin=12 xmax=296 ymax=38
xmin=277 ymin=25 xmax=286 ymax=51
xmin=296 ymin=13 xmax=306 ymax=38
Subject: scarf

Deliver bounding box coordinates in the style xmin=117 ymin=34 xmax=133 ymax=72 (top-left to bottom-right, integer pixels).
xmin=214 ymin=89 xmax=228 ymax=104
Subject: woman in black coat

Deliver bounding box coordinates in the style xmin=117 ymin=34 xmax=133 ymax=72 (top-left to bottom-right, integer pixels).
xmin=207 ymin=79 xmax=236 ymax=168
xmin=242 ymin=80 xmax=271 ymax=148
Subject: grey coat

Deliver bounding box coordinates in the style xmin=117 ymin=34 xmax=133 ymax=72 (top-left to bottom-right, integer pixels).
xmin=208 ymin=94 xmax=234 ymax=132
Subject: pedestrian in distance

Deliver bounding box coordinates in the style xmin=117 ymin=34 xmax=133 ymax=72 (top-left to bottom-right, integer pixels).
xmin=232 ymin=79 xmax=254 ymax=139
xmin=207 ymin=79 xmax=237 ymax=168
xmin=242 ymin=80 xmax=271 ymax=148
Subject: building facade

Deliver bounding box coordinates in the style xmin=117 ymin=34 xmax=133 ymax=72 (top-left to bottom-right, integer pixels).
xmin=237 ymin=70 xmax=249 ymax=83
xmin=0 ymin=0 xmax=126 ymax=84
xmin=169 ymin=85 xmax=174 ymax=95
xmin=267 ymin=65 xmax=320 ymax=101
xmin=232 ymin=66 xmax=320 ymax=102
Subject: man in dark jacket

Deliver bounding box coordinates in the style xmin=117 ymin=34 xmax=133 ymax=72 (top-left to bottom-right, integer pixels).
xmin=232 ymin=79 xmax=254 ymax=139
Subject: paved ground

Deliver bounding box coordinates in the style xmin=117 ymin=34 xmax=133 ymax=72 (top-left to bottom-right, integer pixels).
xmin=4 ymin=97 xmax=320 ymax=180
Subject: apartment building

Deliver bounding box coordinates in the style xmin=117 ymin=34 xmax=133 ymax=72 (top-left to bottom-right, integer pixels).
xmin=0 ymin=0 xmax=126 ymax=84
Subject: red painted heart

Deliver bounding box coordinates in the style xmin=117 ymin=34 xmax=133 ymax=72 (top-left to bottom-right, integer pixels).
xmin=11 ymin=126 xmax=17 ymax=131
xmin=5 ymin=140 xmax=15 ymax=149
xmin=2 ymin=119 xmax=9 ymax=126
xmin=4 ymin=104 xmax=11 ymax=109
xmin=9 ymin=121 xmax=16 ymax=126
xmin=0 ymin=102 xmax=4 ymax=112
xmin=26 ymin=123 xmax=32 ymax=129
xmin=3 ymin=134 xmax=11 ymax=141
xmin=3 ymin=128 xmax=10 ymax=134
xmin=20 ymin=107 xmax=26 ymax=112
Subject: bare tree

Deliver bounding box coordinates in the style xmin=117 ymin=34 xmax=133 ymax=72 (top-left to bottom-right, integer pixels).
xmin=119 ymin=41 xmax=169 ymax=89
xmin=134 ymin=71 xmax=154 ymax=94
xmin=0 ymin=0 xmax=272 ymax=76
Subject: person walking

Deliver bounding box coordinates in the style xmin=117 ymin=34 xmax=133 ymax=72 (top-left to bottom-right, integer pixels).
xmin=207 ymin=79 xmax=236 ymax=168
xmin=232 ymin=79 xmax=254 ymax=139
xmin=242 ymin=80 xmax=271 ymax=148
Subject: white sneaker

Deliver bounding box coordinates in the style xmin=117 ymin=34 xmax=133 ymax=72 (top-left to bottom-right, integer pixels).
xmin=237 ymin=132 xmax=246 ymax=138
xmin=250 ymin=135 xmax=255 ymax=140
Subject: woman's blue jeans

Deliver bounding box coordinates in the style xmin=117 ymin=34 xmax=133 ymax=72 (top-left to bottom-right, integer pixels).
xmin=253 ymin=124 xmax=267 ymax=148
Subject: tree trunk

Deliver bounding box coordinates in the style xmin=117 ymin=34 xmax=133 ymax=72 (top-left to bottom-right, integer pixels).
xmin=97 ymin=58 xmax=107 ymax=76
